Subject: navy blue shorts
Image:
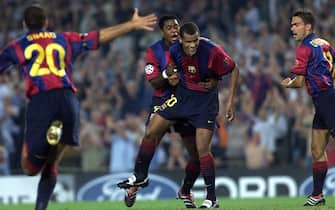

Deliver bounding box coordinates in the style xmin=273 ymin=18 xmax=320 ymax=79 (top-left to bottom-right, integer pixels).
xmin=157 ymin=86 xmax=219 ymax=130
xmin=312 ymin=89 xmax=335 ymax=136
xmin=146 ymin=96 xmax=195 ymax=136
xmin=25 ymin=88 xmax=80 ymax=158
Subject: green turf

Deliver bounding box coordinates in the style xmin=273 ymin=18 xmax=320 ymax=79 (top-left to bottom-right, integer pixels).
xmin=0 ymin=197 xmax=334 ymax=210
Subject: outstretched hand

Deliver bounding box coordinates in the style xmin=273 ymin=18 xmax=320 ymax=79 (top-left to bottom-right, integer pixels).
xmin=131 ymin=8 xmax=157 ymax=31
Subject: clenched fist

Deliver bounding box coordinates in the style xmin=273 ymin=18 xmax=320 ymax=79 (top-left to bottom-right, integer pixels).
xmin=166 ymin=64 xmax=179 ymax=86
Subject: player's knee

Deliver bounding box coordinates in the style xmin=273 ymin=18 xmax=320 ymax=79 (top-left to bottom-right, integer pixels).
xmin=21 ymin=156 xmax=43 ymax=176
xmin=311 ymin=146 xmax=325 ymax=161
xmin=197 ymin=145 xmax=210 ymax=157
xmin=144 ymin=128 xmax=159 ymax=141
xmin=21 ymin=160 xmax=41 ymax=176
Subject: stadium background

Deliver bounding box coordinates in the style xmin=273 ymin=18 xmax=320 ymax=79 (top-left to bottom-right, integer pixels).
xmin=0 ymin=0 xmax=335 ymax=205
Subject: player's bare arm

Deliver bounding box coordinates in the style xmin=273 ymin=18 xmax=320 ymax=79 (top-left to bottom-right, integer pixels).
xmin=99 ymin=8 xmax=157 ymax=44
xmin=281 ymin=75 xmax=305 ymax=88
xmin=225 ymin=66 xmax=239 ymax=122
xmin=149 ymin=77 xmax=167 ymax=89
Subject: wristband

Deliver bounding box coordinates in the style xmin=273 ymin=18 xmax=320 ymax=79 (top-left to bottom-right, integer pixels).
xmin=162 ymin=70 xmax=168 ymax=79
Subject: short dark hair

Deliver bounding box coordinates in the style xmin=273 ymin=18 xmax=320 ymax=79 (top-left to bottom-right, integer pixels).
xmin=180 ymin=22 xmax=199 ymax=38
xmin=23 ymin=5 xmax=46 ymax=30
xmin=158 ymin=15 xmax=179 ymax=30
xmin=292 ymin=9 xmax=315 ymax=30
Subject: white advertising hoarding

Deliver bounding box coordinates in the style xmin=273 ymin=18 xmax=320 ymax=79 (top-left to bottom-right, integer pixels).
xmin=0 ymin=175 xmax=75 ymax=204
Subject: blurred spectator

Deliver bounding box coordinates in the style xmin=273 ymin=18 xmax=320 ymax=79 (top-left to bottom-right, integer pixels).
xmin=291 ymin=104 xmax=313 ymax=167
xmin=80 ymin=110 xmax=107 ymax=172
xmin=109 ymin=120 xmax=137 ymax=173
xmin=211 ymin=116 xmax=228 ymax=168
xmin=252 ymin=106 xmax=277 ymax=157
xmin=0 ymin=143 xmax=10 ymax=175
xmin=245 ymin=131 xmax=274 ymax=169
xmin=166 ymin=133 xmax=187 ymax=171
xmin=225 ymin=114 xmax=248 ymax=164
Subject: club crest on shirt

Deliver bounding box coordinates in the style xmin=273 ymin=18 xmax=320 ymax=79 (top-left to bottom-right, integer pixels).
xmin=188 ymin=66 xmax=196 ymax=74
xmin=145 ymin=64 xmax=154 ymax=74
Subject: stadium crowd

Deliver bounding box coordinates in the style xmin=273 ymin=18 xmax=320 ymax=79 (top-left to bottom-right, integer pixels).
xmin=0 ymin=0 xmax=335 ymax=175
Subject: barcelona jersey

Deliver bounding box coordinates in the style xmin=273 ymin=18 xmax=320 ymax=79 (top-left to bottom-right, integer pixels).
xmin=168 ymin=37 xmax=235 ymax=92
xmin=0 ymin=29 xmax=99 ymax=98
xmin=291 ymin=33 xmax=335 ymax=96
xmin=144 ymin=39 xmax=171 ymax=98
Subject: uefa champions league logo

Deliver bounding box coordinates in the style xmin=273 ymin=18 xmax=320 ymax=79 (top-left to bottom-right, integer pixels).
xmin=299 ymin=167 xmax=335 ymax=196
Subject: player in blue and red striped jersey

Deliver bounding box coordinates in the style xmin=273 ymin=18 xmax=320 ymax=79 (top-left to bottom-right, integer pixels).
xmin=0 ymin=5 xmax=156 ymax=210
xmin=121 ymin=16 xmax=218 ymax=208
xmin=281 ymin=9 xmax=335 ymax=206
xmin=118 ymin=22 xmax=239 ymax=208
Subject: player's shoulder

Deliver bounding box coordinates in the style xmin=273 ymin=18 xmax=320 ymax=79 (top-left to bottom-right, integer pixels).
xmin=149 ymin=39 xmax=162 ymax=48
xmin=169 ymin=41 xmax=181 ymax=53
xmin=308 ymin=37 xmax=333 ymax=51
xmin=199 ymin=37 xmax=220 ymax=52
xmin=199 ymin=37 xmax=215 ymax=46
xmin=60 ymin=31 xmax=77 ymax=38
xmin=11 ymin=33 xmax=29 ymax=44
xmin=2 ymin=37 xmax=22 ymax=52
xmin=5 ymin=39 xmax=18 ymax=48
xmin=301 ymin=33 xmax=326 ymax=48
xmin=146 ymin=40 xmax=167 ymax=57
xmin=148 ymin=39 xmax=168 ymax=51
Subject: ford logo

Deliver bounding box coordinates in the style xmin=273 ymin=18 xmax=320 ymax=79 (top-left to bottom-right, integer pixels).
xmin=77 ymin=173 xmax=179 ymax=201
xmin=299 ymin=167 xmax=335 ymax=196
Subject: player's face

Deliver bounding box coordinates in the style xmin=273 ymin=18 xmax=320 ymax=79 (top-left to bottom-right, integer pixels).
xmin=161 ymin=19 xmax=180 ymax=45
xmin=290 ymin=16 xmax=310 ymax=41
xmin=181 ymin=32 xmax=200 ymax=56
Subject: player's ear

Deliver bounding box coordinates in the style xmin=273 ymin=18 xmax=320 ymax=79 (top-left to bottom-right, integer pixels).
xmin=44 ymin=19 xmax=49 ymax=29
xmin=160 ymin=28 xmax=165 ymax=36
xmin=306 ymin=23 xmax=312 ymax=32
xmin=22 ymin=21 xmax=27 ymax=29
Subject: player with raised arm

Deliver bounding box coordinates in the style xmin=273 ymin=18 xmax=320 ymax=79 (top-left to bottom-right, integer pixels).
xmin=0 ymin=5 xmax=156 ymax=210
xmin=281 ymin=9 xmax=335 ymax=206
xmin=118 ymin=22 xmax=239 ymax=208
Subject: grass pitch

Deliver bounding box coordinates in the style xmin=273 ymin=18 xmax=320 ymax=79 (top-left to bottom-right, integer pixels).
xmin=0 ymin=197 xmax=334 ymax=210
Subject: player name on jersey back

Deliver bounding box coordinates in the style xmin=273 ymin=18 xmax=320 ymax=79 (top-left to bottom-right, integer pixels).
xmin=27 ymin=32 xmax=57 ymax=41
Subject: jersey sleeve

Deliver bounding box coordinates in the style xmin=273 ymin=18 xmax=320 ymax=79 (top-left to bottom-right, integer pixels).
xmin=62 ymin=31 xmax=100 ymax=58
xmin=144 ymin=48 xmax=162 ymax=81
xmin=208 ymin=46 xmax=235 ymax=77
xmin=330 ymin=46 xmax=335 ymax=69
xmin=0 ymin=43 xmax=17 ymax=73
xmin=291 ymin=45 xmax=311 ymax=75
